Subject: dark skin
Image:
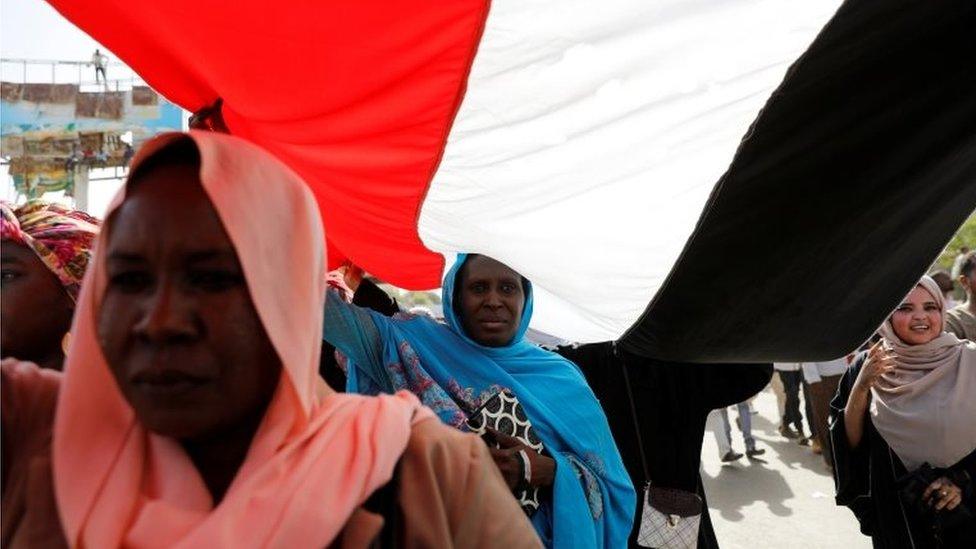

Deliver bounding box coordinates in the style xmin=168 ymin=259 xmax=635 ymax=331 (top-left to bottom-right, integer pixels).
xmin=487 ymin=428 xmax=557 ymax=490
xmin=457 ymin=255 xmax=526 ymax=348
xmin=457 ymin=255 xmax=556 ymax=488
xmin=98 ymin=162 xmax=281 ymax=503
xmin=1 ymin=241 xmax=75 ymax=370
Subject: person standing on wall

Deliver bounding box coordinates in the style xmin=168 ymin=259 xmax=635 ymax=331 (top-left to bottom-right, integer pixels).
xmin=91 ymin=49 xmax=108 ymax=87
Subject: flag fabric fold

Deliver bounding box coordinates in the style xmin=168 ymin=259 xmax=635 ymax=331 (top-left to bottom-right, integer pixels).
xmin=47 ymin=0 xmax=976 ymax=356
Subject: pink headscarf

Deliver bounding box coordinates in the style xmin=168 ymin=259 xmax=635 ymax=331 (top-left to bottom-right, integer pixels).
xmin=54 ymin=131 xmax=432 ymax=548
xmin=872 ymin=275 xmax=976 ymax=470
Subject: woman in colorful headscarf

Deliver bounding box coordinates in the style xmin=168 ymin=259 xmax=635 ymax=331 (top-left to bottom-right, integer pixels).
xmin=1 ymin=203 xmax=98 ymax=547
xmin=1 ymin=200 xmax=99 ymax=370
xmin=324 ymin=254 xmax=636 ymax=548
xmin=830 ymin=276 xmax=976 ymax=548
xmin=2 ymin=132 xmax=538 ymax=548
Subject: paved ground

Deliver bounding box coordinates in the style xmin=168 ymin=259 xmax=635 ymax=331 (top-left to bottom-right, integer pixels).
xmin=700 ymin=385 xmax=871 ymax=549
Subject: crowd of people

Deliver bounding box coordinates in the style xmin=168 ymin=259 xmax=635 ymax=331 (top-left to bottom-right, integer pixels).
xmin=758 ymin=357 xmax=850 ymax=469
xmin=2 ymin=131 xmax=975 ymax=548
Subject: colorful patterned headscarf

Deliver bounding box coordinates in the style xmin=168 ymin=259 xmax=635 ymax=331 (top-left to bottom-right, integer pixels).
xmin=1 ymin=200 xmax=101 ymax=302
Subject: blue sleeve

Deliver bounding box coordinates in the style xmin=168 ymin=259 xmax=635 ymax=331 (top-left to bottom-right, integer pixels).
xmin=322 ymin=289 xmax=393 ymax=392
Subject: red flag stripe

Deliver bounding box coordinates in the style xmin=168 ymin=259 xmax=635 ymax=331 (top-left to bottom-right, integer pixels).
xmin=46 ymin=0 xmax=492 ymax=288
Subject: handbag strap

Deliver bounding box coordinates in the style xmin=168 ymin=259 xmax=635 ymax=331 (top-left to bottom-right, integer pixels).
xmin=617 ymin=343 xmax=652 ymax=484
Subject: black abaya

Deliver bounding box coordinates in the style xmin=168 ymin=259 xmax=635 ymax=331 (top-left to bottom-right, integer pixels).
xmin=829 ymin=356 xmax=976 ymax=549
xmin=557 ymin=343 xmax=772 ymax=549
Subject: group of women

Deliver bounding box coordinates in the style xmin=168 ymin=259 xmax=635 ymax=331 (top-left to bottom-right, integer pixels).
xmin=1 ymin=130 xmax=974 ymax=548
xmin=3 ymin=132 xmax=541 ymax=548
xmin=1 ymin=131 xmax=633 ymax=548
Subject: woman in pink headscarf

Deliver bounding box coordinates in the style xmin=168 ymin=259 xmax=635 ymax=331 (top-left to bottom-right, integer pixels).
xmin=830 ymin=276 xmax=976 ymax=548
xmin=2 ymin=131 xmax=539 ymax=548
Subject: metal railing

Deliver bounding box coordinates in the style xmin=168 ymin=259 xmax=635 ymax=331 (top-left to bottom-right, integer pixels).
xmin=1 ymin=57 xmax=145 ymax=91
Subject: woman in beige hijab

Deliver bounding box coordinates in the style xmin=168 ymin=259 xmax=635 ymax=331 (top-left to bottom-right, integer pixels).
xmin=830 ymin=276 xmax=976 ymax=548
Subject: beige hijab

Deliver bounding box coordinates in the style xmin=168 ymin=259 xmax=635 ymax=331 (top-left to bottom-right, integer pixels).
xmin=871 ymin=276 xmax=976 ymax=471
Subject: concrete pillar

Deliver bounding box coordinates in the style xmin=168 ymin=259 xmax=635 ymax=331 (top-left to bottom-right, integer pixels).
xmin=73 ymin=166 xmax=89 ymax=212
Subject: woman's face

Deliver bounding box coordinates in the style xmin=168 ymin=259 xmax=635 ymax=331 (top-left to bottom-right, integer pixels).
xmin=890 ymin=286 xmax=943 ymax=345
xmin=98 ymin=162 xmax=281 ymax=440
xmin=457 ymin=255 xmax=525 ymax=347
xmin=0 ymin=240 xmax=74 ymax=367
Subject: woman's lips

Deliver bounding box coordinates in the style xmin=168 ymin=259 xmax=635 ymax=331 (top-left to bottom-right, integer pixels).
xmin=131 ymin=369 xmax=211 ymax=396
xmin=478 ymin=318 xmax=509 ymax=330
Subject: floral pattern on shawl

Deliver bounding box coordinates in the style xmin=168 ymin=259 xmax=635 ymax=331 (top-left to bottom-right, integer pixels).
xmin=565 ymin=453 xmax=606 ymax=519
xmin=338 ymin=341 xmax=512 ymax=430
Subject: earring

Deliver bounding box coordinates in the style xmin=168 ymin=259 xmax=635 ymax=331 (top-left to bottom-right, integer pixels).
xmin=61 ymin=332 xmax=72 ymax=355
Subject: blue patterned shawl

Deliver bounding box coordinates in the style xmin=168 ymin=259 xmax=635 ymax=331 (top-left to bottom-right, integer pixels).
xmin=324 ymin=255 xmax=634 ymax=547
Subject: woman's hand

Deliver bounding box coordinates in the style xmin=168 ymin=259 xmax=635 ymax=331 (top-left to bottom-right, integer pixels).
xmin=485 ymin=428 xmax=556 ymax=490
xmin=924 ymin=476 xmax=964 ymax=511
xmin=845 ymin=342 xmax=896 ymax=449
xmin=339 ymin=262 xmax=364 ymax=293
xmin=852 ymin=342 xmax=895 ymax=395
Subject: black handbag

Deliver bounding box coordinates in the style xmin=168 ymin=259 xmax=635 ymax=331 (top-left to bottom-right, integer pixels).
xmin=895 ymin=461 xmax=975 ymax=537
xmin=466 ymin=389 xmax=545 ymax=516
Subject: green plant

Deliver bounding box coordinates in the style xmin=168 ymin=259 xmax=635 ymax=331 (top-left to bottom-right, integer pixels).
xmin=935 ymin=212 xmax=976 ymax=270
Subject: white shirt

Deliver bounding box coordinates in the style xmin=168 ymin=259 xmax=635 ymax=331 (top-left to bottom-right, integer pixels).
xmin=773 ymin=362 xmax=802 ymax=372
xmin=801 ymin=358 xmax=849 ymax=384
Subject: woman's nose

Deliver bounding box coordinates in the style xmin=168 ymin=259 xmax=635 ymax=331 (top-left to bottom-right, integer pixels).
xmin=134 ymin=282 xmax=195 ymax=343
xmin=484 ymin=291 xmax=503 ymax=308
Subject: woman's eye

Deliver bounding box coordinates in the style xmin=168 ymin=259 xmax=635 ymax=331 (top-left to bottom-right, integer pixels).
xmin=189 ymin=270 xmax=242 ymax=292
xmin=470 ymin=282 xmax=487 ymax=293
xmin=501 ymin=283 xmax=516 ymax=294
xmin=0 ymin=269 xmax=22 ymax=283
xmin=109 ymin=271 xmax=152 ymax=293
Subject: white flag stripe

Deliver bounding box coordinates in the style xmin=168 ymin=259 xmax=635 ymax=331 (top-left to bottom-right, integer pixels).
xmin=419 ymin=0 xmax=843 ymax=342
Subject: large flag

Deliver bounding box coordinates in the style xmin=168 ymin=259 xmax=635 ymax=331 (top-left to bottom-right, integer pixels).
xmin=48 ymin=0 xmax=976 ymax=359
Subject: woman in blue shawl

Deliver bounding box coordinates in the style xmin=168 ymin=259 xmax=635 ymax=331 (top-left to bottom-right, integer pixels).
xmin=324 ymin=254 xmax=635 ymax=548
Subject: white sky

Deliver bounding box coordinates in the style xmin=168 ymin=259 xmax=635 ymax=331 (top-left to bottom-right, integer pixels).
xmin=1 ymin=0 xmax=144 ymax=85
xmin=2 ymin=0 xmax=111 ymax=61
xmin=1 ymin=0 xmax=160 ymax=215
